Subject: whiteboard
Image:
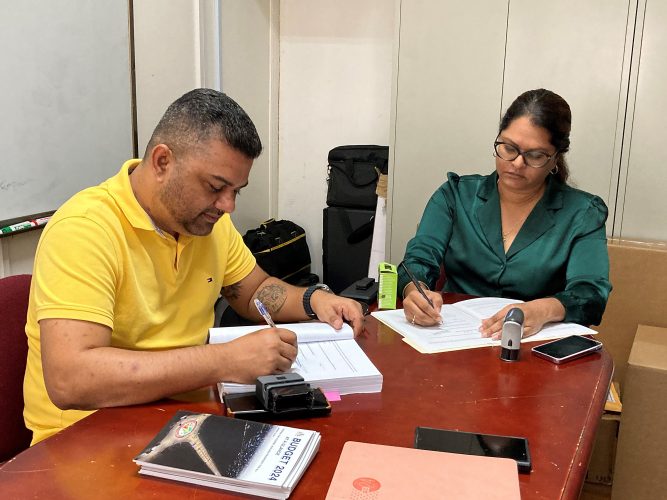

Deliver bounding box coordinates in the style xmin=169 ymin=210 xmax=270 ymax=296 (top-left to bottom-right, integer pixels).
xmin=0 ymin=1 xmax=134 ymax=224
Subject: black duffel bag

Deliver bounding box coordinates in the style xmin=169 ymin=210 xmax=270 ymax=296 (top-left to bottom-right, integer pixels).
xmin=243 ymin=219 xmax=313 ymax=284
xmin=326 ymin=145 xmax=389 ymax=209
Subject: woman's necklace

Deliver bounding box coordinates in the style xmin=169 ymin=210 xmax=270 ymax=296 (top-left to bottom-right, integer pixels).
xmin=499 ymin=182 xmax=544 ymax=244
xmin=502 ymin=217 xmax=528 ymax=242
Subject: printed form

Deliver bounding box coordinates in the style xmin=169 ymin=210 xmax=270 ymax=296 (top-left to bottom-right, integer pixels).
xmin=372 ymin=297 xmax=597 ymax=354
xmin=210 ymin=323 xmax=382 ymax=396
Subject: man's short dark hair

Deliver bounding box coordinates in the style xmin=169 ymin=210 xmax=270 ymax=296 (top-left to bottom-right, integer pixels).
xmin=145 ymin=88 xmax=262 ymax=160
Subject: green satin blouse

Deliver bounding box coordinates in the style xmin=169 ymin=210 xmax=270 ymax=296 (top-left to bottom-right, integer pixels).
xmin=398 ymin=172 xmax=612 ymax=325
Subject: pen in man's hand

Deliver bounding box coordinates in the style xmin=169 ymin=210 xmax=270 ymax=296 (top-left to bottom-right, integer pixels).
xmin=400 ymin=262 xmax=436 ymax=310
xmin=254 ymin=298 xmax=277 ymax=328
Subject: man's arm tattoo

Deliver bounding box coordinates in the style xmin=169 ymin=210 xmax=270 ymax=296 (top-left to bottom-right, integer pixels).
xmin=256 ymin=284 xmax=287 ymax=315
xmin=221 ymin=282 xmax=242 ymax=301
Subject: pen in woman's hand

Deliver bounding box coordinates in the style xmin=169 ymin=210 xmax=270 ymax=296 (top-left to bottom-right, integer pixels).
xmin=254 ymin=298 xmax=277 ymax=328
xmin=400 ymin=262 xmax=436 ymax=310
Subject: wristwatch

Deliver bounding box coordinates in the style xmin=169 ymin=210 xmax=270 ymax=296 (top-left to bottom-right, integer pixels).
xmin=303 ymin=284 xmax=332 ymax=319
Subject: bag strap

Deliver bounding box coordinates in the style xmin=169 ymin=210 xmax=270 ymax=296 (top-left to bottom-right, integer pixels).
xmin=335 ymin=209 xmax=374 ymax=244
xmin=328 ymin=161 xmax=379 ymax=188
xmin=347 ymin=217 xmax=374 ymax=244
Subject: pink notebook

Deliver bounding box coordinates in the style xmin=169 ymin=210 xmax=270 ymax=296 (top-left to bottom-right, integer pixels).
xmin=325 ymin=441 xmax=520 ymax=500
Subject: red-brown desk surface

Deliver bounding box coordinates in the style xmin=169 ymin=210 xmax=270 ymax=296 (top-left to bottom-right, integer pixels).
xmin=1 ymin=295 xmax=612 ymax=499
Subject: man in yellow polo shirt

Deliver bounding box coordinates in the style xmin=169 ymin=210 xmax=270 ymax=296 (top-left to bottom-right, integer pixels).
xmin=24 ymin=89 xmax=364 ymax=444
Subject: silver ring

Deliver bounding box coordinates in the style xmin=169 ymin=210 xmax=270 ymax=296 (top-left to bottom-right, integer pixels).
xmin=411 ymin=314 xmax=416 ymax=325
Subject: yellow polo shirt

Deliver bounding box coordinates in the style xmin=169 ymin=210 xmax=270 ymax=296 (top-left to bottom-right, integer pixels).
xmin=24 ymin=160 xmax=256 ymax=444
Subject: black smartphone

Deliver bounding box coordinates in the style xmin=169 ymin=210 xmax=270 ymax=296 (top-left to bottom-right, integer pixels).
xmin=531 ymin=335 xmax=602 ymax=364
xmin=414 ymin=426 xmax=531 ymax=473
xmin=223 ymin=390 xmax=331 ymax=420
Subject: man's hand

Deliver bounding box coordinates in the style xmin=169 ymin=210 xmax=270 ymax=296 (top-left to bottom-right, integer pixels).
xmin=222 ymin=328 xmax=298 ymax=383
xmin=479 ymin=298 xmax=566 ymax=340
xmin=309 ymin=291 xmax=365 ymax=336
xmin=402 ymin=288 xmax=443 ymax=326
xmin=221 ymin=265 xmax=365 ymax=336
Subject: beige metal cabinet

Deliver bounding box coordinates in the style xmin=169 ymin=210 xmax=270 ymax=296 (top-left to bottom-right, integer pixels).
xmin=389 ymin=0 xmax=507 ymax=261
xmin=388 ymin=0 xmax=657 ymax=263
xmin=616 ymin=0 xmax=667 ymax=241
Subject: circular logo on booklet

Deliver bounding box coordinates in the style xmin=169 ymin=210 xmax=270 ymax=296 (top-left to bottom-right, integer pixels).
xmin=175 ymin=419 xmax=197 ymax=438
xmin=352 ymin=477 xmax=381 ymax=492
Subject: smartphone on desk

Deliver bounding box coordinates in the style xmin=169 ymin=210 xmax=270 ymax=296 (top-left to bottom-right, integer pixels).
xmin=223 ymin=391 xmax=331 ymax=420
xmin=531 ymin=335 xmax=602 ymax=364
xmin=414 ymin=427 xmax=532 ymax=473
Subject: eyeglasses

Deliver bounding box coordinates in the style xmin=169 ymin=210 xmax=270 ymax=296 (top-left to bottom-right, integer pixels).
xmin=493 ymin=140 xmax=558 ymax=168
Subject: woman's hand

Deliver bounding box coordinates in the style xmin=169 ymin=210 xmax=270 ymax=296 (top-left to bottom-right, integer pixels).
xmin=402 ymin=286 xmax=443 ymax=326
xmin=479 ymin=297 xmax=566 ymax=339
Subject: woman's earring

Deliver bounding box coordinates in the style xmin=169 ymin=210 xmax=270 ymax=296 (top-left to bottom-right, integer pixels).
xmin=550 ymin=165 xmax=559 ymax=175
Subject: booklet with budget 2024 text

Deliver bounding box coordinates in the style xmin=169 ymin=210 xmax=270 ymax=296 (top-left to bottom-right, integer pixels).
xmin=133 ymin=410 xmax=320 ymax=500
xmin=372 ymin=296 xmax=597 ymax=354
xmin=209 ymin=322 xmax=382 ymax=397
xmin=325 ymin=441 xmax=520 ymax=499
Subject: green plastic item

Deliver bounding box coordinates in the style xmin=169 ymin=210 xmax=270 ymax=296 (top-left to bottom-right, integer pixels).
xmin=377 ymin=262 xmax=398 ymax=310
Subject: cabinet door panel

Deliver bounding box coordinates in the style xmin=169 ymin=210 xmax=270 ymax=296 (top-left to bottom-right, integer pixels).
xmin=619 ymin=1 xmax=667 ymax=241
xmin=390 ymin=0 xmax=507 ymax=261
xmin=502 ymin=0 xmax=631 ymax=231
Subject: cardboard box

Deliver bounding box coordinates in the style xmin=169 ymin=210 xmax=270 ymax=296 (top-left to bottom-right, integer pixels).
xmin=586 ymin=414 xmax=619 ymax=486
xmin=580 ymin=482 xmax=612 ymax=500
xmin=598 ymin=239 xmax=667 ymax=395
xmin=586 ymin=382 xmax=622 ymax=487
xmin=611 ymin=325 xmax=667 ymax=500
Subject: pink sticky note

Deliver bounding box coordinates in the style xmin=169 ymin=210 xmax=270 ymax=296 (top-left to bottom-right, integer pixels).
xmin=325 ymin=391 xmax=341 ymax=402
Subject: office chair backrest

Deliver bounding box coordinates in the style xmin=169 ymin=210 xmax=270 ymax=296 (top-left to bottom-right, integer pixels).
xmin=0 ymin=274 xmax=33 ymax=462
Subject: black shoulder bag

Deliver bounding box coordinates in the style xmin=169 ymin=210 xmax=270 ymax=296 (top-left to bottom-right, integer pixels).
xmin=326 ymin=145 xmax=389 ymax=209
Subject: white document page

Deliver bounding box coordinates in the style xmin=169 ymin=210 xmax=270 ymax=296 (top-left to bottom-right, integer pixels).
xmin=210 ymin=322 xmax=381 ymax=395
xmin=372 ymin=297 xmax=597 ymax=354
xmin=451 ymin=297 xmax=522 ymax=319
xmin=218 ymin=339 xmax=381 ymax=395
xmin=209 ymin=322 xmax=353 ymax=344
xmin=293 ymin=339 xmax=376 ymax=382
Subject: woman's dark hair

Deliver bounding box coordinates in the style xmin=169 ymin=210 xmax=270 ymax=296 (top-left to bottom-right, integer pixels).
xmin=498 ymin=89 xmax=571 ymax=183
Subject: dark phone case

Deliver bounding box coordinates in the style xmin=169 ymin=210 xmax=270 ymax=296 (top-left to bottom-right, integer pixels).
xmin=339 ymin=280 xmax=378 ymax=304
xmin=356 ymin=277 xmax=375 ymax=290
xmin=223 ymin=389 xmax=331 ymax=420
xmin=414 ymin=426 xmax=532 ymax=473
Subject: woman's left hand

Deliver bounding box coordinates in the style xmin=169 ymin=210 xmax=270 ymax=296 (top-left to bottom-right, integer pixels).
xmin=479 ymin=298 xmax=566 ymax=340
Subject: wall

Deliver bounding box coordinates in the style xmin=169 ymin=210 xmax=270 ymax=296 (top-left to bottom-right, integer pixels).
xmin=0 ymin=0 xmax=212 ymax=277
xmin=0 ymin=230 xmax=41 ymax=277
xmin=0 ymin=1 xmax=133 ymax=223
xmin=133 ymin=0 xmax=206 ymax=154
xmin=388 ymin=0 xmax=637 ymax=262
xmin=616 ymin=0 xmax=667 ymax=241
xmin=388 ymin=0 xmax=507 ymax=261
xmin=0 ymin=1 xmax=394 ymax=279
xmin=219 ymin=0 xmax=279 ymax=234
xmin=278 ymin=0 xmax=394 ymax=278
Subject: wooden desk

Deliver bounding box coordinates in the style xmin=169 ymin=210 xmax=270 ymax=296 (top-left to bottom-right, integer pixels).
xmin=1 ymin=296 xmax=612 ymax=499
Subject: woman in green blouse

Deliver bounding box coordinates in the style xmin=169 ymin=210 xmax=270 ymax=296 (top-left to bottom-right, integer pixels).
xmin=399 ymin=89 xmax=611 ymax=338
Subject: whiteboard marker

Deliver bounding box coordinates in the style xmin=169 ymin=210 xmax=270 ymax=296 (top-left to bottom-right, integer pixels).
xmin=1 ymin=220 xmax=36 ymax=234
xmin=31 ymin=216 xmax=51 ymax=226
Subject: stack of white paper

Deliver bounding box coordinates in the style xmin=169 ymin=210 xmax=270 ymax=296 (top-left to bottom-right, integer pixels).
xmin=372 ymin=297 xmax=597 ymax=354
xmin=209 ymin=322 xmax=383 ymax=396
